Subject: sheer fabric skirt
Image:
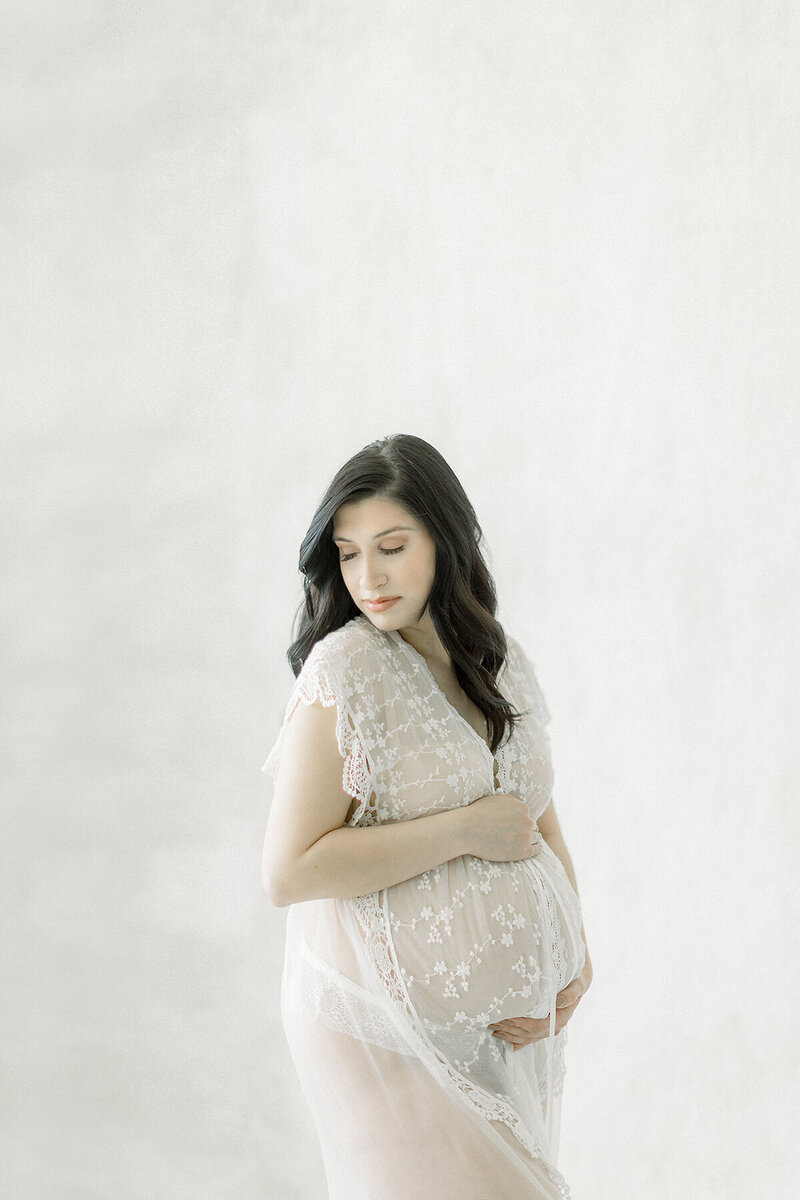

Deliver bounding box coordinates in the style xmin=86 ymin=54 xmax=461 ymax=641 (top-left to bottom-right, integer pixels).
xmin=281 ymin=898 xmax=573 ymax=1200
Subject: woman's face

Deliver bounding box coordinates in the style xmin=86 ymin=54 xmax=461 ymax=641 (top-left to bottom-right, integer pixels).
xmin=332 ymin=494 xmax=437 ymax=634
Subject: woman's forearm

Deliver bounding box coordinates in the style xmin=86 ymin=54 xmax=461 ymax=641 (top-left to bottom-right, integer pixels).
xmin=270 ymin=806 xmax=471 ymax=906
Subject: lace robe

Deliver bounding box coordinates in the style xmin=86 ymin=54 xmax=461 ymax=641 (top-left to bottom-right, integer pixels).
xmin=263 ymin=615 xmax=586 ymax=1199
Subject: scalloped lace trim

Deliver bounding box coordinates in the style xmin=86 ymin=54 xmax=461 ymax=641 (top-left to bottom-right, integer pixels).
xmin=262 ymin=650 xmax=378 ymax=827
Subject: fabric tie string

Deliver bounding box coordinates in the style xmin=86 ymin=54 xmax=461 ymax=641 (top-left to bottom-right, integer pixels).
xmin=531 ymin=853 xmax=559 ymax=1159
xmin=544 ymin=981 xmax=557 ymax=1154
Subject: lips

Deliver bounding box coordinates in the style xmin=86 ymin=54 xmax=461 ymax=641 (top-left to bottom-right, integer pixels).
xmin=363 ymin=596 xmax=400 ymax=612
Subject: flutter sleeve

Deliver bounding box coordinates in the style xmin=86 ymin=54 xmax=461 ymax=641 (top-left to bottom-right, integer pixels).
xmin=505 ymin=634 xmax=553 ymax=727
xmin=261 ymin=638 xmax=377 ymax=828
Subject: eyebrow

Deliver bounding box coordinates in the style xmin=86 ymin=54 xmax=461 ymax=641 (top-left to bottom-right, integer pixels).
xmin=332 ymin=525 xmax=415 ymax=545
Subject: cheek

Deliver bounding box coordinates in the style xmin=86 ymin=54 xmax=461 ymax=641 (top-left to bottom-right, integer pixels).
xmin=406 ymin=552 xmax=434 ymax=590
xmin=417 ymin=548 xmax=436 ymax=587
xmin=342 ymin=566 xmax=358 ymax=592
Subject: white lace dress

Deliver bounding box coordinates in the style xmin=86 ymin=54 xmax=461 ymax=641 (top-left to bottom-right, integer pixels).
xmin=263 ymin=615 xmax=586 ymax=1200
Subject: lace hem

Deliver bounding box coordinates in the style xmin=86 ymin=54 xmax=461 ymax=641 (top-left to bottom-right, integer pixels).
xmin=293 ymin=938 xmax=414 ymax=1055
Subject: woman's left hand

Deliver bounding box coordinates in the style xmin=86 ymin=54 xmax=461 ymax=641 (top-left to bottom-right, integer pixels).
xmin=489 ymin=951 xmax=593 ymax=1051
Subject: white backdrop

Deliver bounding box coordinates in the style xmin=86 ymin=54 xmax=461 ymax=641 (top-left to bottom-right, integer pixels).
xmin=3 ymin=3 xmax=799 ymax=1198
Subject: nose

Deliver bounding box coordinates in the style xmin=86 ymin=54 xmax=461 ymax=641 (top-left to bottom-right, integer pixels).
xmin=359 ymin=555 xmax=388 ymax=591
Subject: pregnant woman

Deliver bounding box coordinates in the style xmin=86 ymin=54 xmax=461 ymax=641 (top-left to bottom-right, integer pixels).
xmin=261 ymin=434 xmax=593 ymax=1199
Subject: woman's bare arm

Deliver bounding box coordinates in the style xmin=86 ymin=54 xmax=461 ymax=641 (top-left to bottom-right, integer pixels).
xmin=262 ymin=699 xmax=472 ymax=905
xmin=262 ymin=699 xmax=539 ymax=906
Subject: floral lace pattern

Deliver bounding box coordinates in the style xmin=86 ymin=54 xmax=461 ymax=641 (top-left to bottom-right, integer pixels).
xmin=264 ymin=615 xmax=584 ymax=1190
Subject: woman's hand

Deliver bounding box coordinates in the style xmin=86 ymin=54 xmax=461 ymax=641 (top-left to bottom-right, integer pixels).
xmin=463 ymin=793 xmax=543 ymax=862
xmin=489 ymin=951 xmax=593 ymax=1050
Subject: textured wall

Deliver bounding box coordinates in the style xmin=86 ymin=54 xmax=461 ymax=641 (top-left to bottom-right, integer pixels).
xmin=3 ymin=3 xmax=799 ymax=1197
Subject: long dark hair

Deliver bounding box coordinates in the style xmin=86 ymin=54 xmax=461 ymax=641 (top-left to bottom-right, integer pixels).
xmin=286 ymin=434 xmax=528 ymax=754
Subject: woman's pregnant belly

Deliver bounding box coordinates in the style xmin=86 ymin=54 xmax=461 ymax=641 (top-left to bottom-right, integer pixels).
xmin=385 ymin=840 xmax=585 ymax=1035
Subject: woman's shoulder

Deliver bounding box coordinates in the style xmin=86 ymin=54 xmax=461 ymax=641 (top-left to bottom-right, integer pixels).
xmin=301 ymin=614 xmax=387 ymax=682
xmin=263 ymin=617 xmax=381 ymax=778
xmin=501 ymin=630 xmax=552 ymax=725
xmin=500 ymin=630 xmax=529 ymax=678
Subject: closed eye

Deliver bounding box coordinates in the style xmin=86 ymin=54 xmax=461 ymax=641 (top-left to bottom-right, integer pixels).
xmin=339 ymin=546 xmax=405 ymax=563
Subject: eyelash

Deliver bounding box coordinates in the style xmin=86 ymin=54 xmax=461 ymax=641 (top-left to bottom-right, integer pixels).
xmin=339 ymin=547 xmax=405 ymax=563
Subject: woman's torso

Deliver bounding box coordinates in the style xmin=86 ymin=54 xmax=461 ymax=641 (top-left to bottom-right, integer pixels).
xmin=321 ymin=618 xmax=586 ymax=1033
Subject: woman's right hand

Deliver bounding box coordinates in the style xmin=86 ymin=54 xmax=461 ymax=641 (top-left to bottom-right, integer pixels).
xmin=463 ymin=793 xmax=542 ymax=862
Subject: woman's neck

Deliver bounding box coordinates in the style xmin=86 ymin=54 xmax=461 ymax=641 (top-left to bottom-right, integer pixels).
xmin=396 ymin=615 xmax=452 ymax=672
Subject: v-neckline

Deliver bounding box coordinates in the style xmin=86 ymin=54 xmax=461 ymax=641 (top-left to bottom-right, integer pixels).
xmin=383 ymin=626 xmax=502 ymax=777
